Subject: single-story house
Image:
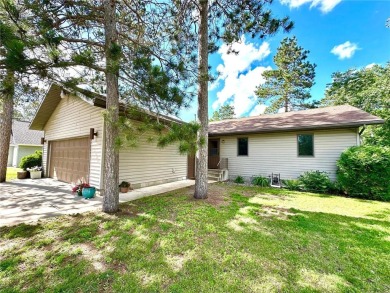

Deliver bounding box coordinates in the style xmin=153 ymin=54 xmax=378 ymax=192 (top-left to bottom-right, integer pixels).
xmin=29 ymin=84 xmax=187 ymax=189
xmin=207 ymin=105 xmax=384 ymax=182
xmin=8 ymin=120 xmax=43 ymax=167
xmin=30 ymin=84 xmax=384 ymax=188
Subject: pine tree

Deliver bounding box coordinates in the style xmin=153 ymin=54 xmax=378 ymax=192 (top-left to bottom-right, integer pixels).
xmin=210 ymin=105 xmax=235 ymax=121
xmin=256 ymin=37 xmax=316 ymax=113
xmin=14 ymin=0 xmax=194 ymax=212
xmin=172 ymin=0 xmax=293 ymax=199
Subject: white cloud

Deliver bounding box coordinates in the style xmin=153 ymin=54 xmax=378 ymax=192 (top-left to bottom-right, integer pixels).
xmin=331 ymin=41 xmax=359 ymax=59
xmin=365 ymin=63 xmax=376 ymax=69
xmin=280 ymin=0 xmax=342 ymax=13
xmin=210 ymin=36 xmax=270 ymax=91
xmin=249 ymin=104 xmax=267 ymax=116
xmin=211 ymin=37 xmax=271 ymax=117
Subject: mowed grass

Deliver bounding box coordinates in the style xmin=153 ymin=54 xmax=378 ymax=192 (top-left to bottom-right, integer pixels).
xmin=1 ymin=183 xmax=389 ymax=292
xmin=6 ymin=167 xmax=22 ymax=181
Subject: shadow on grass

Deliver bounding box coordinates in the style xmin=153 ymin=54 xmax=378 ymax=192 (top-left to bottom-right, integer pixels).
xmin=0 ymin=186 xmax=389 ymax=292
xmin=0 ymin=223 xmax=43 ymax=239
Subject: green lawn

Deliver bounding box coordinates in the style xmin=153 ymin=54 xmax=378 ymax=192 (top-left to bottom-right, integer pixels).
xmin=1 ymin=183 xmax=389 ymax=292
xmin=6 ymin=167 xmax=22 ymax=181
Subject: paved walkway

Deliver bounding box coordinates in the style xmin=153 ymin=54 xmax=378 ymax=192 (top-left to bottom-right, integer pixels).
xmin=0 ymin=178 xmax=196 ymax=227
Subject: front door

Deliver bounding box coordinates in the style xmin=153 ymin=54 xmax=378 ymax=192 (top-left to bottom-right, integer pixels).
xmin=208 ymin=139 xmax=220 ymax=169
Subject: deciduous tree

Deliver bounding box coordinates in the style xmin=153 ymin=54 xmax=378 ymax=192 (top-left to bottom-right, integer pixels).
xmin=322 ymin=63 xmax=390 ymax=146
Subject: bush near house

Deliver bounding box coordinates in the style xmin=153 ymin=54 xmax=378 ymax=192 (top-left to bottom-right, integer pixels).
xmin=19 ymin=150 xmax=42 ymax=171
xmin=234 ymin=175 xmax=245 ymax=184
xmin=337 ymin=146 xmax=390 ymax=201
xmin=251 ymin=176 xmax=269 ymax=187
xmin=298 ymin=170 xmax=333 ymax=193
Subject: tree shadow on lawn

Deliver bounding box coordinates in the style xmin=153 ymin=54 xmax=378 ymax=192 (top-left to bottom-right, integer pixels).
xmin=1 ymin=189 xmax=390 ymax=292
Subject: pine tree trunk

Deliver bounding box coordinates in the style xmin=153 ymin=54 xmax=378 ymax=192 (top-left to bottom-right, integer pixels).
xmin=102 ymin=0 xmax=120 ymax=213
xmin=194 ymin=0 xmax=209 ymax=199
xmin=284 ymin=94 xmax=288 ymax=112
xmin=0 ymin=70 xmax=14 ymax=183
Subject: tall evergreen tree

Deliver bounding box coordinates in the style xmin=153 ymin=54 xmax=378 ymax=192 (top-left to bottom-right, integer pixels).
xmin=256 ymin=36 xmax=316 ymax=113
xmin=0 ymin=0 xmax=39 ymax=182
xmin=172 ymin=1 xmax=293 ymax=199
xmin=16 ymin=0 xmax=194 ymax=212
xmin=210 ymin=104 xmax=235 ymax=121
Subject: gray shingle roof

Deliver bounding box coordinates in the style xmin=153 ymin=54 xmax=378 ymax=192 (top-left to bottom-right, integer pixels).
xmin=11 ymin=120 xmax=43 ymax=145
xmin=209 ymin=105 xmax=384 ymax=136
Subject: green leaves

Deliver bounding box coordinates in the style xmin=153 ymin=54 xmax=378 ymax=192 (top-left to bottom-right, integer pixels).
xmin=337 ymin=146 xmax=390 ymax=201
xmin=322 ymin=63 xmax=390 ymax=146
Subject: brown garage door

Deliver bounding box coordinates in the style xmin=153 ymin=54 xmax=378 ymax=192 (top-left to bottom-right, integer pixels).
xmin=49 ymin=137 xmax=90 ymax=183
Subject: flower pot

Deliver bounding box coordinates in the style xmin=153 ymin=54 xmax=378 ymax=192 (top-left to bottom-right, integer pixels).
xmin=82 ymin=187 xmax=96 ymax=199
xmin=30 ymin=170 xmax=42 ymax=179
xmin=120 ymin=187 xmax=129 ymax=193
xmin=17 ymin=171 xmax=28 ymax=179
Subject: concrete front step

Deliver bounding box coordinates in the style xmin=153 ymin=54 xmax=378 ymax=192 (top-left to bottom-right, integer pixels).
xmin=208 ymin=169 xmax=228 ymax=182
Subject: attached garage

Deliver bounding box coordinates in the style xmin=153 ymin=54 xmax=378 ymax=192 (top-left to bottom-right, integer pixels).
xmin=30 ymin=84 xmax=188 ymax=189
xmin=49 ymin=137 xmax=91 ymax=183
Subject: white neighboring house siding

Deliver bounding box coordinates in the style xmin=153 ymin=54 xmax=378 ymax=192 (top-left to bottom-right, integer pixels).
xmin=119 ymin=132 xmax=187 ymax=189
xmin=7 ymin=146 xmax=14 ymax=166
xmin=42 ymin=94 xmax=104 ymax=188
xmin=218 ymin=128 xmax=358 ymax=181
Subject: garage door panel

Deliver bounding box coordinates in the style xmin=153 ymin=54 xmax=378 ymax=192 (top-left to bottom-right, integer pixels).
xmin=49 ymin=137 xmax=90 ymax=184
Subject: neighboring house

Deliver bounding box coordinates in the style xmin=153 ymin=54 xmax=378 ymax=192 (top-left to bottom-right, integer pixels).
xmin=207 ymin=105 xmax=384 ymax=181
xmin=8 ymin=120 xmax=43 ymax=167
xmin=29 ymin=84 xmax=187 ymax=189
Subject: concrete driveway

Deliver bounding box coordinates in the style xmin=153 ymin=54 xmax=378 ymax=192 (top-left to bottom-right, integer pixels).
xmin=0 ymin=178 xmax=196 ymax=227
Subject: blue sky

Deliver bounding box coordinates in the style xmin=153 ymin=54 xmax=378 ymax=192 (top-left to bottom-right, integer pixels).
xmin=179 ymin=0 xmax=390 ymax=121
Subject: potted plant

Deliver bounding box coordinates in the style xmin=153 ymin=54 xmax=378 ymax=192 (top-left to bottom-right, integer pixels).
xmin=27 ymin=166 xmax=42 ymax=179
xmin=119 ymin=181 xmax=131 ymax=193
xmin=72 ymin=179 xmax=90 ymax=196
xmin=17 ymin=170 xmax=28 ymax=179
xmin=19 ymin=151 xmax=42 ymax=179
xmin=82 ymin=186 xmax=96 ymax=199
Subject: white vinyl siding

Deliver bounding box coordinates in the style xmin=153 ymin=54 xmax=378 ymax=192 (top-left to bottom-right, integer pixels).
xmin=219 ymin=128 xmax=358 ymax=181
xmin=7 ymin=146 xmax=14 ymax=166
xmin=42 ymin=94 xmax=104 ymax=188
xmin=42 ymin=93 xmax=186 ymax=189
xmin=119 ymin=135 xmax=187 ymax=188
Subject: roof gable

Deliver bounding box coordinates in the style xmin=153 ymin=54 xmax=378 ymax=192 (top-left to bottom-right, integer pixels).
xmin=12 ymin=120 xmax=43 ymax=145
xmin=30 ymin=84 xmax=183 ymax=131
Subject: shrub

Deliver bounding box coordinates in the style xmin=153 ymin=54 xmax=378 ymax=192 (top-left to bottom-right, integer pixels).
xmin=19 ymin=151 xmax=42 ymax=171
xmin=337 ymin=146 xmax=390 ymax=201
xmin=283 ymin=179 xmax=301 ymax=191
xmin=252 ymin=176 xmax=269 ymax=187
xmin=234 ymin=176 xmax=245 ymax=184
xmin=298 ymin=170 xmax=332 ymax=193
